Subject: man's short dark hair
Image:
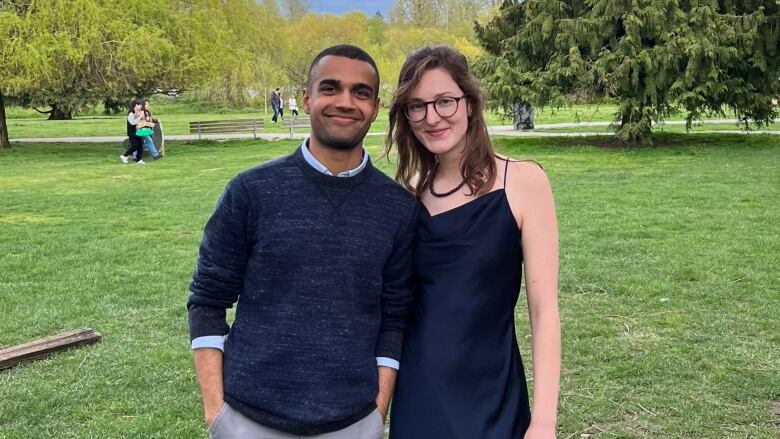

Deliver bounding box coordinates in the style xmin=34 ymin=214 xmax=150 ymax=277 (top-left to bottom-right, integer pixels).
xmin=306 ymin=44 xmax=380 ymax=98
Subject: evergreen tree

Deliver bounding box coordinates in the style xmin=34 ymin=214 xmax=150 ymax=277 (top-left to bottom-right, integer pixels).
xmin=475 ymin=0 xmax=780 ymax=142
xmin=367 ymin=12 xmax=389 ymax=45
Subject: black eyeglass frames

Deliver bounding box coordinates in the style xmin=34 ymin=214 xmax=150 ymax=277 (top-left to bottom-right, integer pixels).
xmin=404 ymin=95 xmax=466 ymax=122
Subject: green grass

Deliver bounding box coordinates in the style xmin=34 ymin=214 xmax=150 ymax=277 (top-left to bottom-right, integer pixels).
xmin=536 ymin=122 xmax=780 ymax=134
xmin=1 ymin=135 xmax=778 ymax=438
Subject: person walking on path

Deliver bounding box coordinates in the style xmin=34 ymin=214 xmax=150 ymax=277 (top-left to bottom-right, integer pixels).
xmin=120 ymin=100 xmax=145 ymax=164
xmin=271 ymin=87 xmax=282 ymax=124
xmin=278 ymin=90 xmax=285 ymax=120
xmin=187 ymin=44 xmax=418 ymax=439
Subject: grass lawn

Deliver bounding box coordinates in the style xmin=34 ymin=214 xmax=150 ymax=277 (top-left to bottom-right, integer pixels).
xmin=536 ymin=122 xmax=780 ymax=134
xmin=1 ymin=135 xmax=778 ymax=438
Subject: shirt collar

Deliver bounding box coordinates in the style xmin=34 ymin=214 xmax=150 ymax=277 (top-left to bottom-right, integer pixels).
xmin=300 ymin=138 xmax=368 ymax=177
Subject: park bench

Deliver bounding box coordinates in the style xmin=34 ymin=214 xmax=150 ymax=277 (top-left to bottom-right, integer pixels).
xmin=189 ymin=119 xmax=264 ymax=140
xmin=281 ymin=116 xmax=311 ymax=138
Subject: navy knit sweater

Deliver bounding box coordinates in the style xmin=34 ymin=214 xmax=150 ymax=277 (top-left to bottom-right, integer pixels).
xmin=187 ymin=146 xmax=418 ymax=435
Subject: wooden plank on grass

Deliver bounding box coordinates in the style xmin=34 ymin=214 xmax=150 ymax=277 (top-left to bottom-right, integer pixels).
xmin=0 ymin=328 xmax=101 ymax=370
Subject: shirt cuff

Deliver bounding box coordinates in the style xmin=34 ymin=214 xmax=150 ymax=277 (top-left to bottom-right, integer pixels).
xmin=376 ymin=357 xmax=399 ymax=370
xmin=191 ymin=335 xmax=225 ymax=351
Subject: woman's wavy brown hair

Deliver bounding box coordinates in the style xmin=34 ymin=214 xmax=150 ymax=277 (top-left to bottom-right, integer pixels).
xmin=386 ymin=45 xmax=496 ymax=198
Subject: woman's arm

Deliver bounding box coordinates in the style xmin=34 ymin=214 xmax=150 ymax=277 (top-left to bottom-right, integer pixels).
xmin=505 ymin=160 xmax=561 ymax=438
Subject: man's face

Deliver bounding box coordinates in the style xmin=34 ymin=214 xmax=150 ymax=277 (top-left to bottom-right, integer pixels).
xmin=303 ymin=55 xmax=380 ymax=151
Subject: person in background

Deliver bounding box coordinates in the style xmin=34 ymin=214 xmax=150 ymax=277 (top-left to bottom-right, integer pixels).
xmin=120 ymin=99 xmax=145 ymax=164
xmin=271 ymin=87 xmax=281 ymax=124
xmin=386 ymin=45 xmax=561 ymax=439
xmin=278 ymin=89 xmax=285 ymax=120
xmin=136 ymin=100 xmax=161 ymax=160
xmin=289 ymin=94 xmax=299 ymax=117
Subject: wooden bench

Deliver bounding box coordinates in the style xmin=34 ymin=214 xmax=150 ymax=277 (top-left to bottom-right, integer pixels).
xmin=189 ymin=119 xmax=264 ymax=140
xmin=281 ymin=116 xmax=311 ymax=138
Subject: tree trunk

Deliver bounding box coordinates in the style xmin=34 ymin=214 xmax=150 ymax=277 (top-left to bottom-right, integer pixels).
xmin=0 ymin=90 xmax=11 ymax=149
xmin=47 ymin=105 xmax=72 ymax=120
xmin=617 ymin=104 xmax=652 ymax=144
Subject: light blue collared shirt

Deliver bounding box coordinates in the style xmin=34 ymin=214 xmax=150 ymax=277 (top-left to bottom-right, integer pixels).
xmin=300 ymin=137 xmax=369 ymax=176
xmin=191 ymin=139 xmax=399 ymax=370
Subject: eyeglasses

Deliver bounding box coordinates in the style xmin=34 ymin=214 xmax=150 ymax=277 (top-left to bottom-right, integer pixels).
xmin=404 ymin=95 xmax=466 ymax=122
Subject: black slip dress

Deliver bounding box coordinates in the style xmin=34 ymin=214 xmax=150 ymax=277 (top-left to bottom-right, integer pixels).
xmin=390 ymin=159 xmax=531 ymax=439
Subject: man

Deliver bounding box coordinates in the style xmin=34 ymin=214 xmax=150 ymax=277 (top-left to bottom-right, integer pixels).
xmin=278 ymin=89 xmax=285 ymax=120
xmin=271 ymin=87 xmax=282 ymax=124
xmin=188 ymin=44 xmax=418 ymax=438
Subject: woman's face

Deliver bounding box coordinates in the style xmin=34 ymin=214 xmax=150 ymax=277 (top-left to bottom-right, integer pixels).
xmin=133 ymin=103 xmax=142 ymax=113
xmin=406 ymin=67 xmax=469 ymax=157
xmin=143 ymin=102 xmax=150 ymax=110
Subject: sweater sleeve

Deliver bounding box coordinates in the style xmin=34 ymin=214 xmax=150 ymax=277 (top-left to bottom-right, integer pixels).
xmin=374 ymin=201 xmax=420 ymax=361
xmin=187 ymin=176 xmax=254 ymax=341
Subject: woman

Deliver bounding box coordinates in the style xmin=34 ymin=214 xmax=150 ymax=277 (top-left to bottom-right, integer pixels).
xmin=278 ymin=90 xmax=285 ymax=119
xmin=288 ymin=94 xmax=299 ymax=117
xmin=386 ymin=46 xmax=561 ymax=438
xmin=140 ymin=100 xmax=161 ymax=159
xmin=120 ymin=100 xmax=145 ymax=164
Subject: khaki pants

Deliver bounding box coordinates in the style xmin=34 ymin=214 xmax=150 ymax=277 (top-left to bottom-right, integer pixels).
xmin=209 ymin=403 xmax=385 ymax=439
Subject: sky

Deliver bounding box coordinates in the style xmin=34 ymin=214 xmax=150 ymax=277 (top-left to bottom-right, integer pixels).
xmin=307 ymin=0 xmax=395 ymax=17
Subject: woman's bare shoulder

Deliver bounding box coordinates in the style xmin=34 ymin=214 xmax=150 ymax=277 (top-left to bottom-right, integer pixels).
xmin=497 ymin=156 xmax=549 ymax=190
xmin=501 ymin=157 xmax=553 ymax=227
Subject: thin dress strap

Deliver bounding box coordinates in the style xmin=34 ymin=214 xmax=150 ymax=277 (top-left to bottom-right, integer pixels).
xmin=503 ymin=157 xmax=510 ymax=188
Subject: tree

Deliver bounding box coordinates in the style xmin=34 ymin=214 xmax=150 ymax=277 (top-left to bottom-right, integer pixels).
xmin=192 ymin=0 xmax=286 ymax=107
xmin=375 ymin=26 xmax=482 ymax=102
xmin=475 ymin=0 xmax=780 ymax=143
xmin=0 ymin=0 xmax=231 ymax=140
xmin=0 ymin=3 xmax=29 ymax=148
xmin=390 ymin=0 xmax=493 ymax=35
xmin=443 ymin=0 xmax=491 ymax=35
xmin=7 ymin=0 xmax=154 ymax=119
xmin=278 ymin=12 xmax=371 ymax=87
xmin=281 ymin=0 xmax=309 ymax=20
xmin=390 ymin=0 xmax=445 ymax=28
xmin=367 ymin=12 xmax=389 ymax=45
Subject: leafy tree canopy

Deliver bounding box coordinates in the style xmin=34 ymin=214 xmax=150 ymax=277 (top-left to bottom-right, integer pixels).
xmin=0 ymin=0 xmax=222 ymax=119
xmin=475 ymin=0 xmax=780 ymax=142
